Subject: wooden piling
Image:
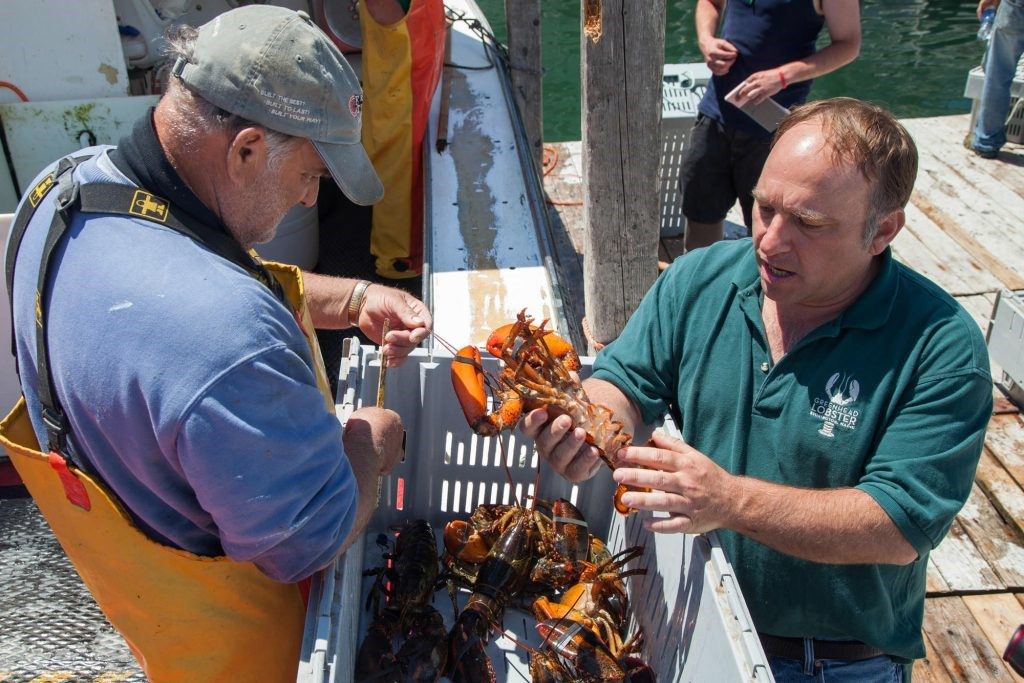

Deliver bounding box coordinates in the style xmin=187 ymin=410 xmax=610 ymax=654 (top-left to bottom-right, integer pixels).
xmin=504 ymin=0 xmax=543 ymax=172
xmin=580 ymin=0 xmax=666 ymax=352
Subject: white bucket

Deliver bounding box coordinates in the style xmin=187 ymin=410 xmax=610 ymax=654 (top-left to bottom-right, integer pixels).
xmin=256 ymin=203 xmax=320 ymax=270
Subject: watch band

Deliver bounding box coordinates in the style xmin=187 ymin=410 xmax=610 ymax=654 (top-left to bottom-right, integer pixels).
xmin=347 ymin=279 xmax=371 ymax=327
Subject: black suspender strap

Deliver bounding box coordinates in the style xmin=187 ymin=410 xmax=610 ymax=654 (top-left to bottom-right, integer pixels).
xmin=7 ymin=154 xmax=287 ymax=461
xmin=5 ymin=155 xmax=87 ymax=359
xmin=34 ymin=165 xmax=83 ymax=456
xmin=72 ymin=182 xmax=285 ymax=300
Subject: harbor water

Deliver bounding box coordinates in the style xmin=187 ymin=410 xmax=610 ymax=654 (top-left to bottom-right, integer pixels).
xmin=476 ymin=0 xmax=989 ymax=142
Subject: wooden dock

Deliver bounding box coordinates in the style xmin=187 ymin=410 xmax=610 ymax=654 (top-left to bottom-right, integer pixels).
xmin=543 ymin=113 xmax=1024 ymax=681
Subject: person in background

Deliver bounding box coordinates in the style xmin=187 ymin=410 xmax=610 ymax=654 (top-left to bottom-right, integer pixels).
xmin=2 ymin=7 xmax=430 ymax=681
xmin=681 ymin=0 xmax=861 ymax=252
xmin=972 ymin=0 xmax=1024 ymax=159
xmin=525 ymin=98 xmax=991 ymax=682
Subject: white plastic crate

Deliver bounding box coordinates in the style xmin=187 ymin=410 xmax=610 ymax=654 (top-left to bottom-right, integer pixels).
xmin=659 ymin=63 xmax=711 ymax=238
xmin=963 ymin=61 xmax=1024 ymax=145
xmin=298 ymin=340 xmax=771 ymax=682
xmin=987 ymin=289 xmax=1024 ymax=406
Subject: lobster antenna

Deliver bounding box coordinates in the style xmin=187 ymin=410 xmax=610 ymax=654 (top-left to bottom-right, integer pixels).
xmin=497 ymin=432 xmax=522 ymax=508
xmin=429 ymin=330 xmax=461 ymax=355
xmin=433 ymin=329 xmax=503 ymax=396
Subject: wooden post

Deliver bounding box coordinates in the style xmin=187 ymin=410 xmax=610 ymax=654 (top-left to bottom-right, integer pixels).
xmin=581 ymin=0 xmax=666 ymax=352
xmin=505 ymin=0 xmax=543 ymax=172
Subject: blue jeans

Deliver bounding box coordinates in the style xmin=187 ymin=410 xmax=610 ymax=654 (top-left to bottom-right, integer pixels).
xmin=769 ymin=653 xmax=904 ymax=682
xmin=973 ymin=0 xmax=1024 ymax=153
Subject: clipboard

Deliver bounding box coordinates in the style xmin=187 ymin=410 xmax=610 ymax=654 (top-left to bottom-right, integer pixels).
xmin=724 ymin=83 xmax=790 ymax=133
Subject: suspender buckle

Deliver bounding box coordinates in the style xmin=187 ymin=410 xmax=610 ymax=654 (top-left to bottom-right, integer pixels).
xmin=53 ymin=179 xmax=80 ymax=217
xmin=40 ymin=405 xmax=69 ymax=454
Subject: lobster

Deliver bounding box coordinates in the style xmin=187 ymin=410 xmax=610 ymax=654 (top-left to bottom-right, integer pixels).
xmin=443 ymin=498 xmax=591 ymax=590
xmin=445 ymin=508 xmax=539 ymax=683
xmin=354 ymin=520 xmax=448 ymax=682
xmin=448 ymin=309 xmax=642 ymax=514
xmin=535 ymin=619 xmax=657 ymax=683
xmin=532 ymin=546 xmax=647 ymax=655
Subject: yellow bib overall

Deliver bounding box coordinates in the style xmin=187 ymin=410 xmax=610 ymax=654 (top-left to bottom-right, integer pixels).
xmin=0 ymin=259 xmax=332 ymax=681
xmin=359 ymin=0 xmax=445 ymax=278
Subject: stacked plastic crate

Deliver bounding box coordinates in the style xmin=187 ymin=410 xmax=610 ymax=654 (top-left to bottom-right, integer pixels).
xmin=659 ymin=63 xmax=711 ymax=238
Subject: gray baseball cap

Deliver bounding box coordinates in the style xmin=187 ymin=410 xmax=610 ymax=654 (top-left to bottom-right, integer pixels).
xmin=170 ymin=5 xmax=383 ymax=205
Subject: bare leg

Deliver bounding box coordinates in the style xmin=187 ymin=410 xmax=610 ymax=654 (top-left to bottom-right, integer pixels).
xmin=684 ymin=220 xmax=724 ymax=252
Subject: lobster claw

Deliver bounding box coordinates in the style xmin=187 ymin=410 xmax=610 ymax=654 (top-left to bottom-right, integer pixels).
xmin=451 ymin=344 xmax=523 ymax=437
xmin=443 ymin=519 xmax=492 ymax=563
xmin=613 ymin=483 xmax=634 ymax=516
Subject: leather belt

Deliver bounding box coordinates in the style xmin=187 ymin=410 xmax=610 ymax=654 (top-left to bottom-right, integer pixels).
xmin=759 ymin=634 xmax=887 ymax=662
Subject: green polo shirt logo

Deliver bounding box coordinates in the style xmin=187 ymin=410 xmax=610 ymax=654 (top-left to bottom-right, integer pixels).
xmin=811 ymin=372 xmax=861 ymax=437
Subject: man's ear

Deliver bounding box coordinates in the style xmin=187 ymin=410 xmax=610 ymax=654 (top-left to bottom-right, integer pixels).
xmin=225 ymin=127 xmax=268 ymax=183
xmin=869 ymin=208 xmax=905 ymax=256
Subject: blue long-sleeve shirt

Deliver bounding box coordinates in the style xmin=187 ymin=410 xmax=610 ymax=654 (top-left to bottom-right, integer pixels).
xmin=7 ymin=115 xmax=358 ymax=583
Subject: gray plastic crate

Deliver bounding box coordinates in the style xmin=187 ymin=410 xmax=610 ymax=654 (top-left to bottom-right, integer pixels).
xmin=986 ymin=289 xmax=1024 ymax=405
xmin=963 ymin=61 xmax=1024 ymax=145
xmin=298 ymin=340 xmax=772 ymax=682
xmin=659 ymin=63 xmax=710 ymax=238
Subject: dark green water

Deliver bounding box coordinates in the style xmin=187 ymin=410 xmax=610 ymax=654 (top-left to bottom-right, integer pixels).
xmin=475 ymin=0 xmax=987 ymax=142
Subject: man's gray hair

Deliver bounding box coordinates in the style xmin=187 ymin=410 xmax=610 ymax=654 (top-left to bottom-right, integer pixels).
xmin=161 ymin=24 xmax=301 ymax=170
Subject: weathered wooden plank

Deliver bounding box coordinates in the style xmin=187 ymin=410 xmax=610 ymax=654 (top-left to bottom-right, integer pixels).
xmin=902 ymin=116 xmax=1024 ymax=291
xmin=896 ymin=202 xmax=1003 ymax=296
xmin=963 ymin=593 xmax=1024 ymax=680
xmin=904 ymin=116 xmax=1024 ymax=199
xmin=890 ymin=225 xmax=973 ymax=296
xmin=504 ymin=0 xmax=543 ymax=172
xmin=929 ymin=518 xmax=1004 ymax=592
xmin=975 ymin=447 xmax=1024 ymax=540
xmin=985 ymin=413 xmax=1024 ymax=491
xmin=910 ymin=188 xmax=1024 ymax=292
xmin=927 ymin=556 xmax=951 ymax=594
xmin=581 ymin=0 xmax=666 ymax=349
xmin=923 ymin=596 xmax=1016 ymax=682
xmin=957 ymin=483 xmax=1024 ymax=589
xmin=913 ymin=628 xmax=955 ymax=683
xmin=543 ymin=144 xmax=586 ymax=347
xmin=905 ymin=116 xmax=1024 ymax=217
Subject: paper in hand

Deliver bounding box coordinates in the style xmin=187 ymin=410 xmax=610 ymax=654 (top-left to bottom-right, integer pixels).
xmin=725 ymin=83 xmax=790 ymax=133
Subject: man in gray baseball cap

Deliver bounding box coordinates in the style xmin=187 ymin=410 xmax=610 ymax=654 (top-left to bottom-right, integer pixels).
xmin=4 ymin=5 xmax=430 ymax=679
xmin=171 ymin=5 xmax=383 ymax=205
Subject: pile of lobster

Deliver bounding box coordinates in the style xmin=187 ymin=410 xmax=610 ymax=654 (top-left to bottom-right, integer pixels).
xmin=444 ymin=497 xmax=655 ymax=682
xmin=354 ymin=310 xmax=659 ymax=681
xmin=354 ymin=502 xmax=655 ymax=682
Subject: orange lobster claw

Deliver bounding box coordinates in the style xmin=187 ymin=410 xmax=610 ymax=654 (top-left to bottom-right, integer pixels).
xmin=452 ymin=344 xmax=524 ymax=437
xmin=613 ymin=483 xmax=635 ymax=515
xmin=443 ymin=519 xmax=492 ymax=563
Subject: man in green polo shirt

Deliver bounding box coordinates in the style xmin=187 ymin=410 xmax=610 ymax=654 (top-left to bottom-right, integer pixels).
xmin=523 ymin=98 xmax=991 ymax=681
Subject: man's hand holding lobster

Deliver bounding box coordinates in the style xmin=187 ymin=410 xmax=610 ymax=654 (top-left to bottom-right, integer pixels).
xmin=521 ymin=409 xmax=605 ymax=483
xmin=612 ymin=432 xmax=733 ymax=535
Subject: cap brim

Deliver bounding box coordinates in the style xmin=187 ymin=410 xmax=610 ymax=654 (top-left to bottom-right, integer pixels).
xmin=315 ymin=140 xmax=384 ymax=206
